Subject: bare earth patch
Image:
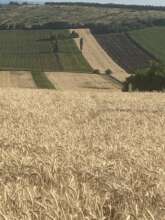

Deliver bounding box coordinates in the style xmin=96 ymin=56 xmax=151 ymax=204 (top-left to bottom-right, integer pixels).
xmin=0 ymin=71 xmax=36 ymax=88
xmin=0 ymin=89 xmax=164 ymax=219
xmin=46 ymin=72 xmax=120 ymax=91
xmin=71 ymin=29 xmax=130 ymax=82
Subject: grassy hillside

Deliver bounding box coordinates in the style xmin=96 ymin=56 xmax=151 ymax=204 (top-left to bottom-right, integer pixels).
xmin=129 ymin=27 xmax=165 ymax=64
xmin=1 ymin=4 xmax=165 ymax=31
xmin=0 ymin=89 xmax=164 ymax=219
xmin=94 ymin=33 xmax=154 ymax=72
xmin=0 ymin=30 xmax=91 ymax=72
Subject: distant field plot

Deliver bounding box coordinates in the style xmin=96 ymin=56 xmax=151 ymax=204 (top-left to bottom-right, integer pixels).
xmin=0 ymin=30 xmax=91 ymax=72
xmin=129 ymin=27 xmax=165 ymax=64
xmin=47 ymin=72 xmax=120 ymax=91
xmin=0 ymin=71 xmax=36 ymax=88
xmin=94 ymin=33 xmax=154 ymax=72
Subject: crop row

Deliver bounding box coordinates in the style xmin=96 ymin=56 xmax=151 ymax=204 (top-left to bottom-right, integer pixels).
xmin=94 ymin=33 xmax=154 ymax=72
xmin=0 ymin=30 xmax=91 ymax=72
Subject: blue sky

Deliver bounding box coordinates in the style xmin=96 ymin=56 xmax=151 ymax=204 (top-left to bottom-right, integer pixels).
xmin=49 ymin=1 xmax=165 ymax=6
xmin=1 ymin=0 xmax=165 ymax=6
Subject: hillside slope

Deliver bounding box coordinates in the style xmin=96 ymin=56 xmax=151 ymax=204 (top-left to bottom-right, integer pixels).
xmin=1 ymin=4 xmax=165 ymax=30
xmin=72 ymin=29 xmax=129 ymax=82
xmin=0 ymin=89 xmax=164 ymax=220
xmin=94 ymin=33 xmax=154 ymax=72
xmin=0 ymin=30 xmax=91 ymax=72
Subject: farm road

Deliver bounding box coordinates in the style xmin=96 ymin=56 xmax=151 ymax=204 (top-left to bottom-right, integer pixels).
xmin=71 ymin=29 xmax=130 ymax=82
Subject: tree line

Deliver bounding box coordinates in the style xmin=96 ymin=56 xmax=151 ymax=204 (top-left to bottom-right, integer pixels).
xmin=1 ymin=18 xmax=165 ymax=34
xmin=123 ymin=62 xmax=165 ymax=91
xmin=44 ymin=2 xmax=165 ymax=11
xmin=4 ymin=2 xmax=165 ymax=11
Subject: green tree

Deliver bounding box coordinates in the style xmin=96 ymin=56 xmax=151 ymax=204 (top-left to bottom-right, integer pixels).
xmin=123 ymin=62 xmax=165 ymax=91
xmin=80 ymin=38 xmax=84 ymax=51
xmin=53 ymin=38 xmax=58 ymax=53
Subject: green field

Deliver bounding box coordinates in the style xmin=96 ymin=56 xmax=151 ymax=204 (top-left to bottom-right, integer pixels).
xmin=0 ymin=30 xmax=91 ymax=72
xmin=129 ymin=27 xmax=165 ymax=64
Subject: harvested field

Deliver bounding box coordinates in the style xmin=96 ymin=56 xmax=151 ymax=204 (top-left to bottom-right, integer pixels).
xmin=0 ymin=71 xmax=36 ymax=88
xmin=0 ymin=89 xmax=164 ymax=220
xmin=46 ymin=72 xmax=120 ymax=91
xmin=94 ymin=33 xmax=154 ymax=72
xmin=72 ymin=29 xmax=129 ymax=82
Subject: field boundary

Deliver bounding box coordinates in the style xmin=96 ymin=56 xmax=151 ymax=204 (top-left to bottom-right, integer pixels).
xmin=31 ymin=70 xmax=55 ymax=89
xmin=108 ymin=75 xmax=123 ymax=88
xmin=0 ymin=67 xmax=91 ymax=74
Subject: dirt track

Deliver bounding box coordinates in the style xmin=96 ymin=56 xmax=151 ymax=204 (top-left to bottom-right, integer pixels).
xmin=0 ymin=71 xmax=36 ymax=88
xmin=47 ymin=72 xmax=120 ymax=91
xmin=71 ymin=29 xmax=130 ymax=82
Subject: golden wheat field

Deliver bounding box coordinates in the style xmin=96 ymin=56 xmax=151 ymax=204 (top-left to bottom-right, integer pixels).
xmin=46 ymin=72 xmax=119 ymax=91
xmin=0 ymin=89 xmax=164 ymax=220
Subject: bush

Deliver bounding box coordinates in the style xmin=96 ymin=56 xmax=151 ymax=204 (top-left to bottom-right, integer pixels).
xmin=105 ymin=69 xmax=112 ymax=75
xmin=123 ymin=62 xmax=165 ymax=91
xmin=70 ymin=31 xmax=79 ymax=38
xmin=93 ymin=69 xmax=100 ymax=74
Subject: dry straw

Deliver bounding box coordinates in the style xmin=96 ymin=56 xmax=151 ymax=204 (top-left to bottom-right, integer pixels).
xmin=0 ymin=89 xmax=164 ymax=220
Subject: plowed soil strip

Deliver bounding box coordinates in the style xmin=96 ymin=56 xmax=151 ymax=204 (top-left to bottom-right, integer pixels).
xmin=0 ymin=71 xmax=36 ymax=88
xmin=71 ymin=29 xmax=130 ymax=82
xmin=46 ymin=72 xmax=120 ymax=91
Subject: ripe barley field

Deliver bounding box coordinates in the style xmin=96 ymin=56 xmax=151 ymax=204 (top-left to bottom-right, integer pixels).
xmin=0 ymin=89 xmax=164 ymax=220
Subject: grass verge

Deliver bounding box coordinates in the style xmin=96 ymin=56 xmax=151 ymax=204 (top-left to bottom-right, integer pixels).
xmin=31 ymin=70 xmax=55 ymax=89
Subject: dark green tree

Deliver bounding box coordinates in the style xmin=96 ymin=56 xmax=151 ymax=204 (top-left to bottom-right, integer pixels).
xmin=80 ymin=38 xmax=84 ymax=51
xmin=123 ymin=62 xmax=165 ymax=91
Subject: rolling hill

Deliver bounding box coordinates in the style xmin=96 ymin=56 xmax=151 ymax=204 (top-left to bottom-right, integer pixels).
xmin=0 ymin=3 xmax=164 ymax=219
xmin=1 ymin=3 xmax=165 ymax=31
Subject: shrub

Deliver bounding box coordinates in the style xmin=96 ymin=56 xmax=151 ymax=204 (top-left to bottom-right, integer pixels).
xmin=105 ymin=69 xmax=112 ymax=75
xmin=70 ymin=31 xmax=79 ymax=38
xmin=123 ymin=62 xmax=165 ymax=91
xmin=93 ymin=69 xmax=100 ymax=74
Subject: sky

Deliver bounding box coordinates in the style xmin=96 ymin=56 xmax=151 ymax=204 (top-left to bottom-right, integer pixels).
xmin=1 ymin=0 xmax=165 ymax=6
